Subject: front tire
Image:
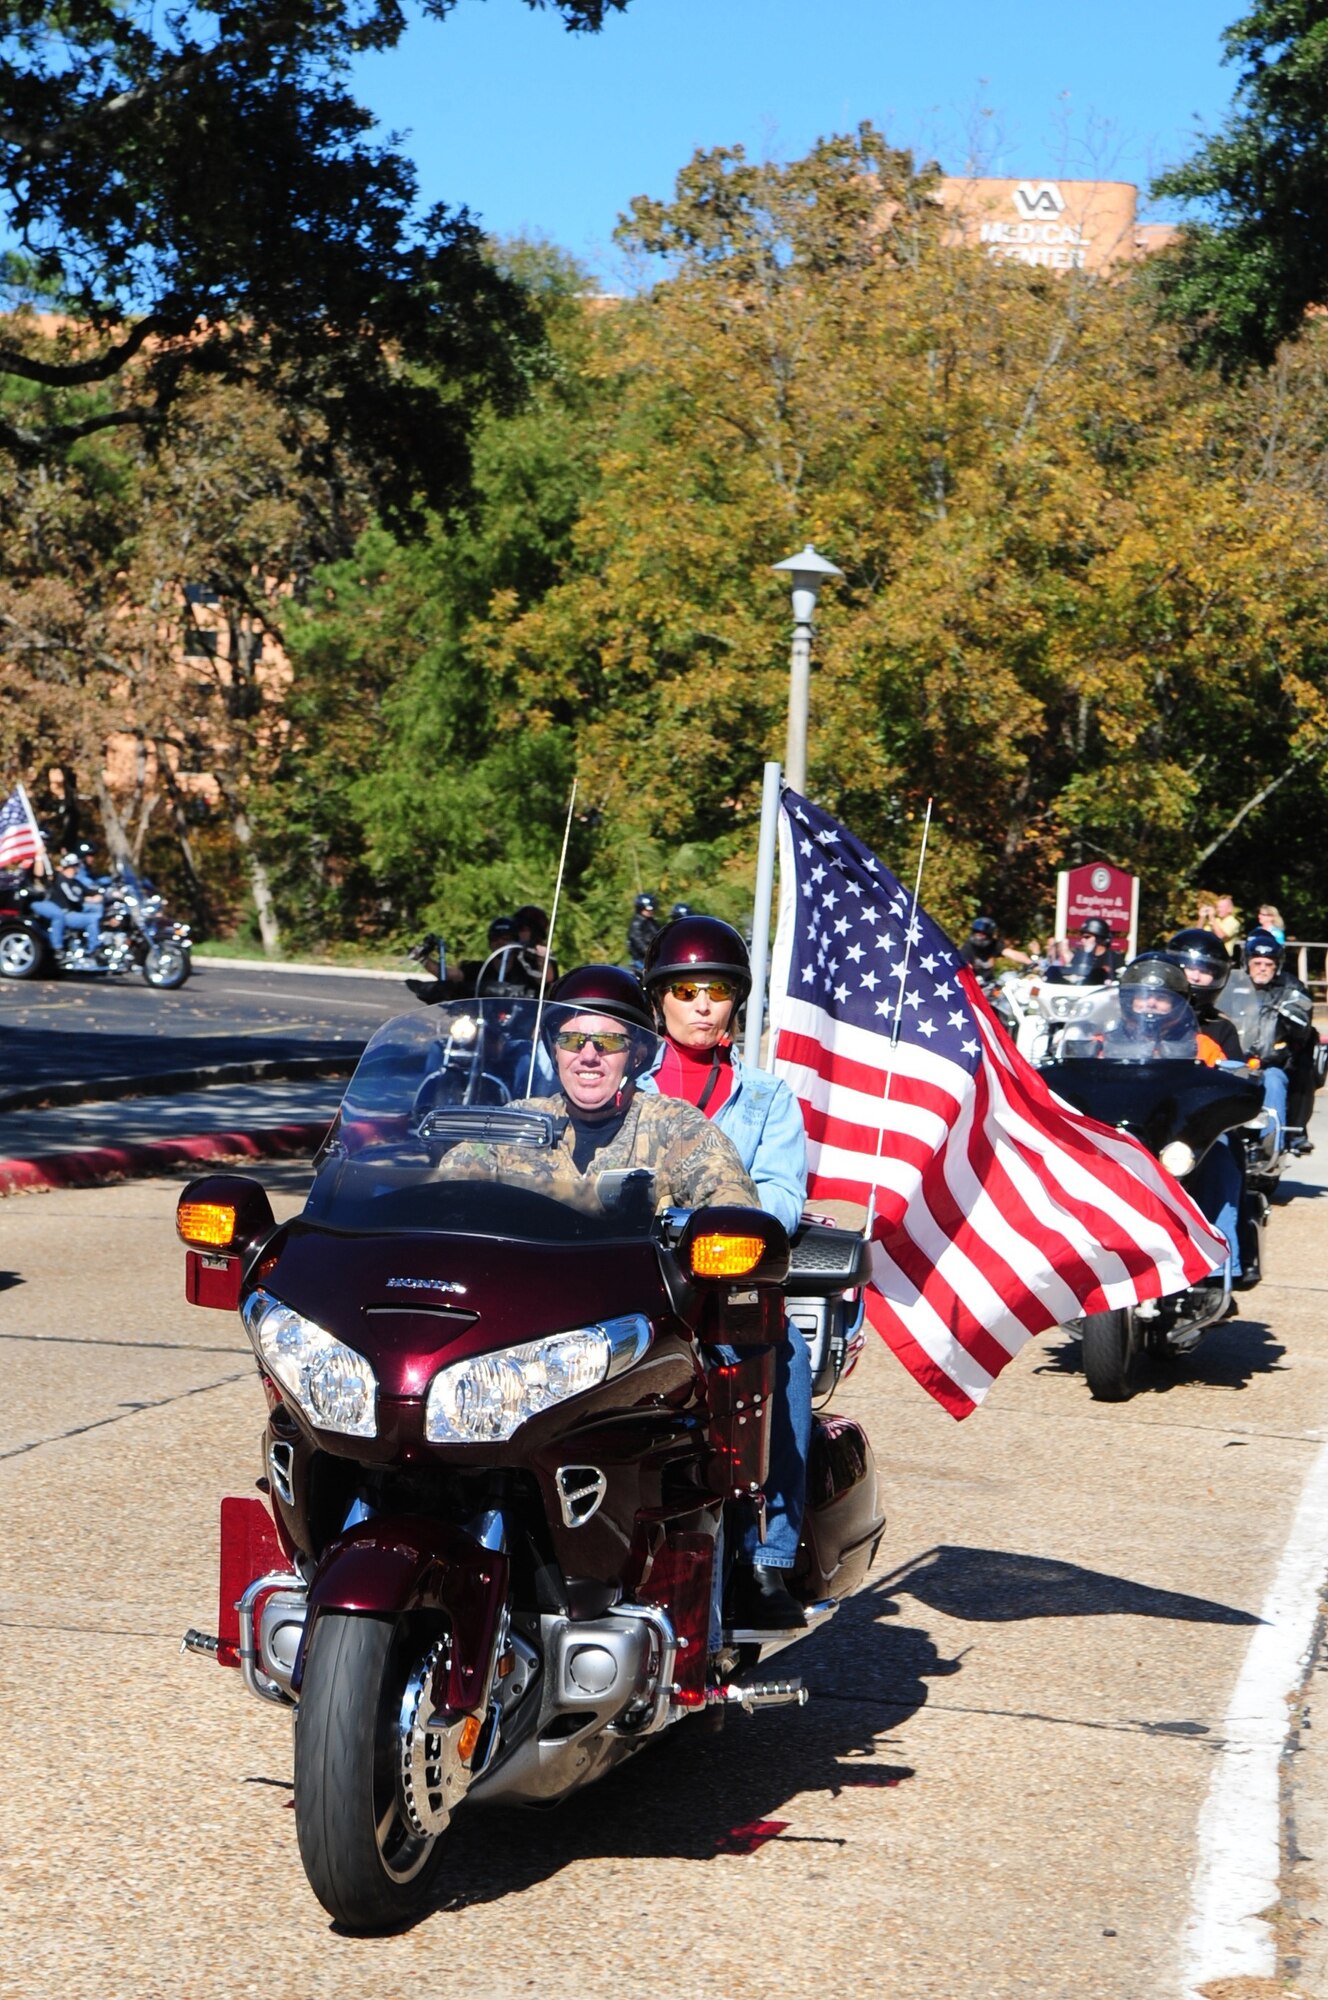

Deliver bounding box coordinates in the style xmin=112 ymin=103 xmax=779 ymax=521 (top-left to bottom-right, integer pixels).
xmin=142 ymin=942 xmax=189 ymax=988
xmin=294 ymin=1612 xmax=450 ymax=1932
xmin=1081 ymin=1308 xmax=1139 ymax=1402
xmin=0 ymin=925 xmax=48 ymax=979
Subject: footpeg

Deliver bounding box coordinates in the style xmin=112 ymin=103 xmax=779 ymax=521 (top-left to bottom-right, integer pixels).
xmin=181 ymin=1628 xmax=222 ymax=1659
xmin=706 ymin=1678 xmax=808 ymax=1712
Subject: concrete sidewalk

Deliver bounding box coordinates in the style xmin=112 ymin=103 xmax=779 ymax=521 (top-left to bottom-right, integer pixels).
xmin=0 ymin=1078 xmax=344 ymax=1194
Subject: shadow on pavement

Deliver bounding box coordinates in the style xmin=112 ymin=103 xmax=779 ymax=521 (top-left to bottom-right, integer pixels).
xmin=1036 ymin=1314 xmax=1287 ymax=1393
xmin=880 ymin=1544 xmax=1259 ymax=1626
xmin=0 ymin=1023 xmax=354 ymax=1093
xmin=0 ymin=1271 xmax=21 ymax=1292
xmin=294 ymin=1552 xmax=1249 ymax=1928
xmin=310 ymin=1581 xmax=955 ymax=1924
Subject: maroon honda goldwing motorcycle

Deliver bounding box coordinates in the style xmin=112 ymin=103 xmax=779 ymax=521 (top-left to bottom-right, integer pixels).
xmin=179 ymin=1000 xmax=882 ymax=1931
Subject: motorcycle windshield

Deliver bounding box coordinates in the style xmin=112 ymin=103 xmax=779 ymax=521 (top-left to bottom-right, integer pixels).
xmin=1217 ymin=975 xmax=1261 ymax=1054
xmin=1056 ymin=987 xmax=1200 ymax=1062
xmin=306 ymin=1001 xmax=669 ymax=1242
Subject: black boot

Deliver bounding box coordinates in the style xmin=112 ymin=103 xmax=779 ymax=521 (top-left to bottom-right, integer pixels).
xmin=734 ymin=1564 xmax=807 ymax=1632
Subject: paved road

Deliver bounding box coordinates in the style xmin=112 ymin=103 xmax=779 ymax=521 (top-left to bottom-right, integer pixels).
xmin=3 ymin=1148 xmax=1328 ymax=1998
xmin=0 ymin=960 xmax=411 ymax=1093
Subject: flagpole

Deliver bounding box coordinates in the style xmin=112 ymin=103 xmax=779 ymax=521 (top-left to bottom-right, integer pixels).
xmin=744 ymin=760 xmax=782 ymax=1069
xmin=16 ymin=783 xmax=49 ymax=877
xmin=523 ymin=778 xmax=578 ymax=1097
xmin=865 ymin=798 xmax=933 ymax=1236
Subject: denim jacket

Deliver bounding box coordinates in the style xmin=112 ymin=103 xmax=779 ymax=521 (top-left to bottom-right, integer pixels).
xmin=641 ymin=1045 xmax=807 ymax=1235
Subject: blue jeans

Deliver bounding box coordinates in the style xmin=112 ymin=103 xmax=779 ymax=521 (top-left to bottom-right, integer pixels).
xmin=30 ymin=897 xmax=68 ymax=949
xmin=1189 ymin=1136 xmax=1243 ymax=1279
xmin=1260 ymin=1066 xmax=1289 ymax=1152
xmin=713 ymin=1323 xmax=812 ymax=1570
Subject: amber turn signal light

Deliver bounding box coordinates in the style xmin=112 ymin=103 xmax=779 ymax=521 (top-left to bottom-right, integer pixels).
xmin=177 ymin=1200 xmax=237 ymax=1249
xmin=690 ymin=1232 xmax=766 ymax=1278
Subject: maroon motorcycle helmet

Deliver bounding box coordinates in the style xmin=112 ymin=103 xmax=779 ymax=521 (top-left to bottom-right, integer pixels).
xmin=642 ymin=916 xmax=752 ymax=1013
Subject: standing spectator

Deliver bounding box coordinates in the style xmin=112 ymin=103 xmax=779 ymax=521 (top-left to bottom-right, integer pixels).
xmin=1197 ymin=893 xmax=1242 ymax=954
xmin=1257 ymin=902 xmax=1287 ymax=946
xmin=627 ymin=892 xmax=659 ymax=973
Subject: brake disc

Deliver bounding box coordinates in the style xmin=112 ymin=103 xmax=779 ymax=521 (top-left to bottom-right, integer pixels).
xmin=398 ymin=1638 xmax=468 ymax=1839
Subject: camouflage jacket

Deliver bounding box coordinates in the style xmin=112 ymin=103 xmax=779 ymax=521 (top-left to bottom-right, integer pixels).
xmin=440 ymin=1089 xmax=758 ymax=1214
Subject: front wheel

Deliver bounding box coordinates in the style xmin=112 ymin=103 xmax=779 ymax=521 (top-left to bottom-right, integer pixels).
xmin=142 ymin=942 xmax=189 ymax=988
xmin=294 ymin=1612 xmax=454 ymax=1932
xmin=0 ymin=925 xmax=48 ymax=979
xmin=1081 ymin=1308 xmax=1139 ymax=1402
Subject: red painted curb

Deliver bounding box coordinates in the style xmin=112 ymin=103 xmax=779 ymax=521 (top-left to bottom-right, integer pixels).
xmin=0 ymin=1120 xmax=330 ymax=1196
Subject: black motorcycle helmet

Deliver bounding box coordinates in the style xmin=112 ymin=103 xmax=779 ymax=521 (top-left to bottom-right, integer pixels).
xmin=1245 ymin=927 xmax=1285 ymax=973
xmin=1079 ymin=916 xmax=1113 ymax=945
xmin=512 ymin=904 xmax=549 ymax=945
xmin=1119 ymin=953 xmax=1192 ymax=1036
xmin=487 ymin=915 xmax=517 ymax=949
xmin=669 ymin=902 xmax=693 ymax=920
xmin=970 ymin=916 xmax=998 ymax=940
xmin=642 ymin=915 xmax=752 ymax=1009
xmin=1167 ymin=927 xmax=1232 ymax=997
xmin=633 ymin=892 xmax=657 ymax=916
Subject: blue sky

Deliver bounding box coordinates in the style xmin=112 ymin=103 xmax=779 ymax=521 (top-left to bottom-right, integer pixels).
xmin=352 ymin=0 xmax=1239 ymax=281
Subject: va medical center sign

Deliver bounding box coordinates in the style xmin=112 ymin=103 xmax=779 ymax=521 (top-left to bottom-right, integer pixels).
xmin=980 ymin=182 xmax=1089 ymax=271
xmin=938 ymin=178 xmax=1142 ymax=277
xmin=1056 ymin=861 xmax=1139 ymax=958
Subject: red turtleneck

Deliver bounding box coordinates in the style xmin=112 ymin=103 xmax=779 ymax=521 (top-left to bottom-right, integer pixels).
xmin=656 ymin=1037 xmax=733 ymax=1116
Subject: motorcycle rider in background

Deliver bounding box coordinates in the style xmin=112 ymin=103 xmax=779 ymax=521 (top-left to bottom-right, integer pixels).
xmin=1166 ymin=930 xmax=1251 ymax=1282
xmin=627 ymin=892 xmax=659 ymax=974
xmin=30 ymin=853 xmax=102 ymax=959
xmin=640 ymin=915 xmax=812 ymax=1631
xmin=1225 ymin=929 xmax=1317 ymax=1154
xmin=958 ymin=916 xmax=1031 ymax=989
xmin=1076 ymin=916 xmax=1125 ymax=980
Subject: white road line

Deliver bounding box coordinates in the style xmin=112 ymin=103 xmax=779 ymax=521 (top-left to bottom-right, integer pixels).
xmin=213 ymin=985 xmax=393 ymax=1013
xmin=1180 ymin=1431 xmax=1328 ymax=1995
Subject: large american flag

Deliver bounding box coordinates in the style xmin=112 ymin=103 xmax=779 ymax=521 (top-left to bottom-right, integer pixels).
xmin=0 ymin=788 xmax=40 ymax=872
xmin=768 ymin=790 xmax=1227 ymax=1418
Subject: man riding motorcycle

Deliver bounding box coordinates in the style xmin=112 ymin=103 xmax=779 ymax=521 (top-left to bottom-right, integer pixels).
xmin=442 ymin=964 xmax=758 ymax=1215
xmin=29 ymin=852 xmax=102 ymax=959
xmin=1223 ymin=928 xmax=1317 ymax=1153
xmin=1167 ymin=929 xmax=1244 ymax=1060
xmin=1077 ymin=915 xmax=1124 ymax=980
xmin=1165 ymin=934 xmax=1258 ymax=1282
xmin=627 ymin=892 xmax=659 ymax=974
xmin=640 ymin=916 xmax=812 ymax=1631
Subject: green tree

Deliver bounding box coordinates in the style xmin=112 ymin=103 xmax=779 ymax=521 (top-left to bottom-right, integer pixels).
xmin=0 ymin=0 xmax=627 ymax=511
xmin=259 ymin=243 xmax=610 ymax=956
xmin=1152 ymin=1 xmax=1328 ymax=370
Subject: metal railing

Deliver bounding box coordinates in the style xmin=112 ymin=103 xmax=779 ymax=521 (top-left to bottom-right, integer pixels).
xmin=1287 ymin=942 xmax=1328 ymax=1002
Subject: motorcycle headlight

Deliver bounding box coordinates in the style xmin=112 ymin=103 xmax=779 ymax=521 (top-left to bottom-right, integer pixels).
xmin=242 ymin=1288 xmax=377 ymax=1437
xmin=425 ymin=1313 xmax=651 ymax=1444
xmin=1159 ymin=1140 xmax=1196 ymax=1179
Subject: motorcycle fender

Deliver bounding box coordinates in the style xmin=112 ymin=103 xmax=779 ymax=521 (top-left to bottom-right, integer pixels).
xmin=294 ymin=1515 xmax=509 ymax=1712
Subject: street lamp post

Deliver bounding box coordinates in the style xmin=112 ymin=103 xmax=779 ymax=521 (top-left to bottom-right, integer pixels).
xmin=771 ymin=542 xmax=843 ymax=794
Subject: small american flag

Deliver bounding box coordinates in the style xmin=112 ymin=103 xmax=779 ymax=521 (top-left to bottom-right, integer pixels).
xmin=768 ymin=789 xmax=1227 ymax=1418
xmin=0 ymin=788 xmax=40 ymax=872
